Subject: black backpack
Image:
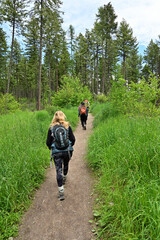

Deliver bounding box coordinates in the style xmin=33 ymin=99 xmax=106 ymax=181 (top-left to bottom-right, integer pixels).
xmin=51 ymin=124 xmax=69 ymax=150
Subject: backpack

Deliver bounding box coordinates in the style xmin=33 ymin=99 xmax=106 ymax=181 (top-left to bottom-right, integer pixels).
xmin=51 ymin=124 xmax=69 ymax=150
xmin=80 ymin=106 xmax=87 ymax=115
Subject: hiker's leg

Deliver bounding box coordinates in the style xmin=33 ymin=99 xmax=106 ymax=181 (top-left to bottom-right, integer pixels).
xmin=81 ymin=115 xmax=86 ymax=129
xmin=80 ymin=115 xmax=84 ymax=127
xmin=63 ymin=151 xmax=72 ymax=176
xmin=84 ymin=115 xmax=87 ymax=125
xmin=53 ymin=153 xmax=63 ymax=187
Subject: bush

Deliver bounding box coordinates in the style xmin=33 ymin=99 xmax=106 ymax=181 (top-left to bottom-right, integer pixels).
xmin=109 ymin=75 xmax=160 ymax=116
xmin=0 ymin=94 xmax=21 ymax=114
xmin=95 ymin=94 xmax=108 ymax=103
xmin=52 ymin=75 xmax=93 ymax=107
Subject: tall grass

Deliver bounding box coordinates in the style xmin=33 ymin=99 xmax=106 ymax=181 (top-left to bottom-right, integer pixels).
xmin=88 ymin=103 xmax=160 ymax=239
xmin=0 ymin=107 xmax=79 ymax=240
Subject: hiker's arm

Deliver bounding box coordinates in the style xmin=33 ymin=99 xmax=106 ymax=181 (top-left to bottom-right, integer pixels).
xmin=46 ymin=128 xmax=53 ymax=149
xmin=69 ymin=126 xmax=75 ymax=146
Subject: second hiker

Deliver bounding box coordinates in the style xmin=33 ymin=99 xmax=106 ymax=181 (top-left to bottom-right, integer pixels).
xmin=78 ymin=101 xmax=88 ymax=130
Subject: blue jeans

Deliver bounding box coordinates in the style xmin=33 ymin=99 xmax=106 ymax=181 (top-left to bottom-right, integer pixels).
xmin=53 ymin=151 xmax=72 ymax=187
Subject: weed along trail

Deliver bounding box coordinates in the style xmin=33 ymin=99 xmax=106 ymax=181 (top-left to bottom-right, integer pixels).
xmin=14 ymin=113 xmax=95 ymax=240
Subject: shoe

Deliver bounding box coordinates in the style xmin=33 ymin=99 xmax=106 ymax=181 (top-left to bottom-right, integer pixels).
xmin=59 ymin=191 xmax=65 ymax=201
xmin=63 ymin=175 xmax=67 ymax=185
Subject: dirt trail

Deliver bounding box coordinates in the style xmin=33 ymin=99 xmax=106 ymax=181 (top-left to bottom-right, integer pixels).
xmin=15 ymin=114 xmax=95 ymax=240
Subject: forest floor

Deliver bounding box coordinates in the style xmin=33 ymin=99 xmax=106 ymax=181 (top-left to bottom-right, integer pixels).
xmin=14 ymin=113 xmax=96 ymax=240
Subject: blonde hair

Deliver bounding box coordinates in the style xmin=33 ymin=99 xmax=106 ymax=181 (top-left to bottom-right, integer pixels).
xmin=50 ymin=111 xmax=69 ymax=129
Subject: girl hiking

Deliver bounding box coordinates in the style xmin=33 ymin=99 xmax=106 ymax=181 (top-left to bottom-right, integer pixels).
xmin=46 ymin=111 xmax=75 ymax=200
xmin=78 ymin=102 xmax=88 ymax=130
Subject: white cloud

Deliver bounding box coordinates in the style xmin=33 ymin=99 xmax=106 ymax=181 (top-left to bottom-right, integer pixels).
xmin=61 ymin=0 xmax=160 ymax=46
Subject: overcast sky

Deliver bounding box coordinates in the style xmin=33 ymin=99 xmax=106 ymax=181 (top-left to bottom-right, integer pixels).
xmin=61 ymin=0 xmax=160 ymax=47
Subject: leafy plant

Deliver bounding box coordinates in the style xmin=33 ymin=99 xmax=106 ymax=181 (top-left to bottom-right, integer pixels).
xmin=109 ymin=74 xmax=160 ymax=116
xmin=52 ymin=75 xmax=93 ymax=107
xmin=0 ymin=94 xmax=21 ymax=114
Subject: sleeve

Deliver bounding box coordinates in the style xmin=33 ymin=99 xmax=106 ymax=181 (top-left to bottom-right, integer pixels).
xmin=46 ymin=128 xmax=53 ymax=150
xmin=68 ymin=126 xmax=75 ymax=146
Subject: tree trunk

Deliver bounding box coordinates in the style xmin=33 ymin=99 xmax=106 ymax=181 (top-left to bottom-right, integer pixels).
xmin=7 ymin=20 xmax=15 ymax=93
xmin=56 ymin=58 xmax=58 ymax=92
xmin=102 ymin=42 xmax=105 ymax=94
xmin=37 ymin=0 xmax=43 ymax=111
xmin=123 ymin=54 xmax=126 ymax=80
xmin=48 ymin=52 xmax=51 ymax=104
xmin=96 ymin=45 xmax=99 ymax=94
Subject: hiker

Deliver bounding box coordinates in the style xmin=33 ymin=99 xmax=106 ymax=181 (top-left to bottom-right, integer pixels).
xmin=46 ymin=111 xmax=75 ymax=200
xmin=78 ymin=102 xmax=88 ymax=130
xmin=84 ymin=99 xmax=90 ymax=110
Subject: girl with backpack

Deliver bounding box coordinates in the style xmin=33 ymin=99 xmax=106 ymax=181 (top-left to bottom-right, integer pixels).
xmin=78 ymin=102 xmax=88 ymax=130
xmin=46 ymin=111 xmax=75 ymax=200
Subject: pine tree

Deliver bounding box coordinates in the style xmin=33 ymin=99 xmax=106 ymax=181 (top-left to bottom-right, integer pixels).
xmin=33 ymin=0 xmax=62 ymax=110
xmin=95 ymin=2 xmax=117 ymax=93
xmin=0 ymin=0 xmax=29 ymax=93
xmin=0 ymin=27 xmax=8 ymax=93
xmin=67 ymin=25 xmax=76 ymax=75
xmin=116 ymin=19 xmax=138 ymax=80
xmin=143 ymin=39 xmax=159 ymax=76
xmin=23 ymin=15 xmax=39 ymax=100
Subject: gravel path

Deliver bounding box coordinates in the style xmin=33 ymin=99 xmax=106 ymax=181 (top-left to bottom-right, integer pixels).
xmin=14 ymin=113 xmax=95 ymax=240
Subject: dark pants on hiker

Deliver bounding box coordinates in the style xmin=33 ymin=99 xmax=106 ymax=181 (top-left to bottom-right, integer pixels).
xmin=53 ymin=151 xmax=72 ymax=187
xmin=80 ymin=114 xmax=87 ymax=128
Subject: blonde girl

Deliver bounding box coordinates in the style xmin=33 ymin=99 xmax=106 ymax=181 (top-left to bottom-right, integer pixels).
xmin=46 ymin=111 xmax=75 ymax=200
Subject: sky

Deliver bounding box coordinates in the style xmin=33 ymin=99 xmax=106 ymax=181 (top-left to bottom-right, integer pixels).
xmin=61 ymin=0 xmax=160 ymax=50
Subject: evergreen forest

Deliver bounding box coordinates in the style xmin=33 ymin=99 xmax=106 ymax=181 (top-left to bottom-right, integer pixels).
xmin=1 ymin=1 xmax=160 ymax=239
xmin=0 ymin=0 xmax=160 ymax=110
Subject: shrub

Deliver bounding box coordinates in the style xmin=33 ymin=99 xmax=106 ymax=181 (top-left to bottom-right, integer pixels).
xmin=95 ymin=94 xmax=108 ymax=103
xmin=52 ymin=75 xmax=93 ymax=107
xmin=0 ymin=94 xmax=21 ymax=114
xmin=109 ymin=75 xmax=160 ymax=116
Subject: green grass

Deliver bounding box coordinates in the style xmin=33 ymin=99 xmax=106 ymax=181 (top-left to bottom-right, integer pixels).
xmin=88 ymin=103 xmax=160 ymax=239
xmin=0 ymin=107 xmax=79 ymax=240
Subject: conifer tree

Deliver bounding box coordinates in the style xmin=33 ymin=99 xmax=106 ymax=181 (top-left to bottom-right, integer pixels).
xmin=95 ymin=2 xmax=117 ymax=93
xmin=67 ymin=25 xmax=75 ymax=75
xmin=23 ymin=15 xmax=39 ymax=100
xmin=0 ymin=27 xmax=8 ymax=93
xmin=0 ymin=0 xmax=29 ymax=93
xmin=33 ymin=0 xmax=62 ymax=110
xmin=143 ymin=39 xmax=159 ymax=76
xmin=116 ymin=19 xmax=138 ymax=80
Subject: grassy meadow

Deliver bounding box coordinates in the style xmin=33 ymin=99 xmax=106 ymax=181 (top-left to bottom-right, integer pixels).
xmin=0 ymin=107 xmax=78 ymax=240
xmin=87 ymin=102 xmax=160 ymax=239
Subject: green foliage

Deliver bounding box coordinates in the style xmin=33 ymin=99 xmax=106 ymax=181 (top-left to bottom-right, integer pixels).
xmin=52 ymin=75 xmax=93 ymax=107
xmin=0 ymin=107 xmax=79 ymax=239
xmin=87 ymin=103 xmax=160 ymax=239
xmin=0 ymin=94 xmax=21 ymax=114
xmin=95 ymin=94 xmax=108 ymax=103
xmin=91 ymin=102 xmax=120 ymax=127
xmin=109 ymin=75 xmax=160 ymax=116
xmin=143 ymin=39 xmax=159 ymax=76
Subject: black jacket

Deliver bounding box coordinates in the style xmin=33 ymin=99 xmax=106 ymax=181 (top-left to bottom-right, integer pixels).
xmin=46 ymin=125 xmax=75 ymax=150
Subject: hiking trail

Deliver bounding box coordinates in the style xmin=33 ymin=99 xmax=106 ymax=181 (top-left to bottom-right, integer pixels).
xmin=14 ymin=113 xmax=96 ymax=240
